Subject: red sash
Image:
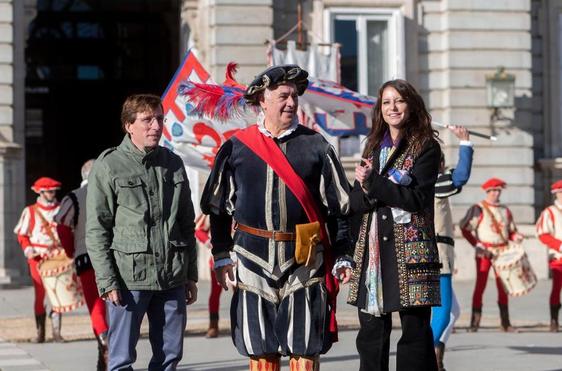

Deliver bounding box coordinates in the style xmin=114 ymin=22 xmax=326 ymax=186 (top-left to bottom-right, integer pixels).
xmin=234 ymin=124 xmax=340 ymax=341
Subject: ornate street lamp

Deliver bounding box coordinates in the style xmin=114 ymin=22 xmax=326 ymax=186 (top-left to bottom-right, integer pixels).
xmin=486 ymin=67 xmax=515 ymax=122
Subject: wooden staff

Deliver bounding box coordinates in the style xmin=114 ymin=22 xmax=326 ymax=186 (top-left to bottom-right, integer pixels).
xmin=433 ymin=121 xmax=497 ymax=141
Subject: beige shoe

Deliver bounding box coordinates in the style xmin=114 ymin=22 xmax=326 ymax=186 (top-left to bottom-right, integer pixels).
xmin=206 ymin=319 xmax=219 ymax=338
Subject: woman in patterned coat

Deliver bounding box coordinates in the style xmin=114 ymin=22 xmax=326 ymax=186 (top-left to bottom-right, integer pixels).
xmin=349 ymin=79 xmax=441 ymax=371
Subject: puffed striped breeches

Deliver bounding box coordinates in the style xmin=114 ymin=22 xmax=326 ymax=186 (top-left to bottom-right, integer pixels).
xmin=230 ymin=248 xmax=332 ymax=357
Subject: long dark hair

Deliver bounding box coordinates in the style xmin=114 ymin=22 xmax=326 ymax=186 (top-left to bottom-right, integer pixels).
xmin=362 ymin=79 xmax=437 ymax=158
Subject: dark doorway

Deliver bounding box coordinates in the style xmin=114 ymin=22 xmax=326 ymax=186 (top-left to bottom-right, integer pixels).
xmin=25 ymin=0 xmax=180 ymax=202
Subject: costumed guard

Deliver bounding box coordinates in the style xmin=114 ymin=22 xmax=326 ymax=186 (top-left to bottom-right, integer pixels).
xmin=460 ymin=178 xmax=524 ymax=332
xmin=196 ymin=65 xmax=353 ymax=371
xmin=535 ymin=180 xmax=562 ymax=332
xmin=14 ymin=177 xmax=65 ymax=343
xmin=55 ymin=160 xmax=109 ymax=370
xmin=431 ymin=126 xmax=473 ymax=370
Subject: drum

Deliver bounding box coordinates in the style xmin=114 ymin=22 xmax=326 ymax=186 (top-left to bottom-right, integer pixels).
xmin=38 ymin=250 xmax=85 ymax=313
xmin=493 ymin=246 xmax=537 ymax=297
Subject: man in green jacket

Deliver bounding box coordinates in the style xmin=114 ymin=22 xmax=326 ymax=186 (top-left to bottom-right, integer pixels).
xmin=86 ymin=94 xmax=197 ymax=371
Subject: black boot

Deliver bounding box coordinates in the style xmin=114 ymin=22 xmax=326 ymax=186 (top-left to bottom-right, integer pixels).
xmin=31 ymin=313 xmax=46 ymax=343
xmin=96 ymin=331 xmax=108 ymax=371
xmin=468 ymin=308 xmax=481 ymax=332
xmin=435 ymin=341 xmax=446 ymax=371
xmin=50 ymin=311 xmax=64 ymax=342
xmin=498 ymin=303 xmax=518 ymax=332
xmin=550 ymin=304 xmax=561 ymax=332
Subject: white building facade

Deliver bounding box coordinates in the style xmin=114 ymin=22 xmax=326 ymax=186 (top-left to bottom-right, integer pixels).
xmin=1 ymin=0 xmax=561 ymax=283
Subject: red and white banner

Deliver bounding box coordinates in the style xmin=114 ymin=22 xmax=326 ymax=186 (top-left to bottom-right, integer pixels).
xmin=160 ymin=51 xmax=252 ymax=170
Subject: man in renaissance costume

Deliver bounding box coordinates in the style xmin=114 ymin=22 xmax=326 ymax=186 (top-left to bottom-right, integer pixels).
xmin=14 ymin=177 xmax=65 ymax=343
xmin=200 ymin=64 xmax=353 ymax=371
xmin=460 ymin=177 xmax=524 ymax=333
xmin=536 ymin=180 xmax=562 ymax=332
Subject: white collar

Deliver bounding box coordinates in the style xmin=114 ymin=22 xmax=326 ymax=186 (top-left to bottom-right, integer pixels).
xmin=256 ymin=111 xmax=299 ymax=139
xmin=80 ymin=179 xmax=88 ymax=188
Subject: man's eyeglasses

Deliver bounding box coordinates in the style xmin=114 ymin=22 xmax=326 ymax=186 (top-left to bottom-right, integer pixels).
xmin=40 ymin=190 xmax=56 ymax=194
xmin=136 ymin=114 xmax=164 ymax=126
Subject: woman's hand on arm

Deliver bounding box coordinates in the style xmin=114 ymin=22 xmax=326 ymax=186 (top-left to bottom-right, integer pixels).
xmin=355 ymin=158 xmax=373 ymax=193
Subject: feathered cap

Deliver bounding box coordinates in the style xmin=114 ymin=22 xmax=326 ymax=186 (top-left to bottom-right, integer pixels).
xmin=481 ymin=177 xmax=506 ymax=191
xmin=177 ymin=63 xmax=309 ymax=121
xmin=178 ymin=63 xmax=253 ymax=122
xmin=244 ymin=64 xmax=309 ymax=105
xmin=31 ymin=177 xmax=61 ymax=193
xmin=551 ymin=180 xmax=562 ymax=194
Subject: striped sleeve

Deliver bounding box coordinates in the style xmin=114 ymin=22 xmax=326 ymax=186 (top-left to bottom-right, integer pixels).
xmin=435 ymin=170 xmax=460 ymax=199
xmin=320 ymin=145 xmax=351 ymax=216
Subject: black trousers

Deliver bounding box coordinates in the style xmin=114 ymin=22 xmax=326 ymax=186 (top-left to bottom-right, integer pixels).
xmin=356 ymin=307 xmax=437 ymax=371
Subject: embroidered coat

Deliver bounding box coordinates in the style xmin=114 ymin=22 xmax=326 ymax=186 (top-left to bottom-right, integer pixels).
xmin=347 ymin=138 xmax=441 ymax=312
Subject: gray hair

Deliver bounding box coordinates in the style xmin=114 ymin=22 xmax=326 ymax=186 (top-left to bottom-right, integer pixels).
xmin=81 ymin=159 xmax=95 ymax=181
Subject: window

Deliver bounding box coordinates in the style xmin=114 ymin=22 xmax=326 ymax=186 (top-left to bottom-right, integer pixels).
xmin=325 ymin=8 xmax=405 ymax=156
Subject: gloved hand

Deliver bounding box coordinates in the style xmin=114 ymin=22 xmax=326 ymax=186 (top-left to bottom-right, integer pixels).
xmin=475 ymin=243 xmax=494 ymax=258
xmin=24 ymin=246 xmax=38 ymax=259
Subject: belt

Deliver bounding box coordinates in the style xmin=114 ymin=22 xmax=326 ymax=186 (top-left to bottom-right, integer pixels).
xmin=236 ymin=223 xmax=296 ymax=241
xmin=436 ymin=235 xmax=455 ymax=246
xmin=481 ymin=241 xmax=508 ymax=248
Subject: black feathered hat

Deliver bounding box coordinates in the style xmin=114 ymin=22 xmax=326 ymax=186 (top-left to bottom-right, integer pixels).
xmin=244 ymin=64 xmax=309 ymax=105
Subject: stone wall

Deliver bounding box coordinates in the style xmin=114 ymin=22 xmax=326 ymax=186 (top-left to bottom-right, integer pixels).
xmin=418 ymin=0 xmax=549 ymax=280
xmin=196 ymin=0 xmax=273 ymax=85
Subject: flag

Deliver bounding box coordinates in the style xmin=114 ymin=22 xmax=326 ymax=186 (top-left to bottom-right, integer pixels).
xmin=301 ymin=78 xmax=374 ymax=136
xmin=160 ymin=51 xmax=252 ymax=170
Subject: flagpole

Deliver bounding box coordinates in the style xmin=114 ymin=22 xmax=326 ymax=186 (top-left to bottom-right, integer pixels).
xmin=433 ymin=121 xmax=498 ymax=141
xmin=297 ymin=0 xmax=303 ymax=49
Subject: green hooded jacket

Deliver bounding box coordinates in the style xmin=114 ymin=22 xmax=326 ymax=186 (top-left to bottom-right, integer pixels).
xmin=86 ymin=135 xmax=197 ymax=294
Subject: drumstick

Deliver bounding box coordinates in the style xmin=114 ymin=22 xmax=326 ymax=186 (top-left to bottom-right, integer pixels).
xmin=433 ymin=121 xmax=498 ymax=141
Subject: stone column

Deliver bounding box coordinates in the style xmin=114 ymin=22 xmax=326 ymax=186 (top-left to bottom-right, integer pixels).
xmin=0 ymin=0 xmax=26 ymax=286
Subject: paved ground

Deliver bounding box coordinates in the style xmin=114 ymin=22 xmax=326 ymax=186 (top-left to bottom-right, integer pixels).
xmin=0 ymin=278 xmax=560 ymax=370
